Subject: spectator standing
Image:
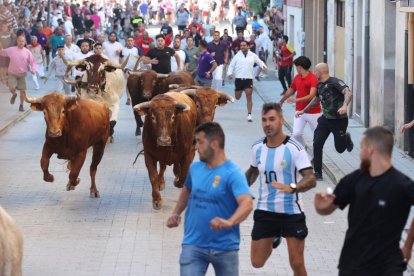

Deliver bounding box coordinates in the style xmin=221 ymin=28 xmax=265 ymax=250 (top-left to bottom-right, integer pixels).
xmin=227 ymin=41 xmax=267 ymax=122
xmin=46 ymin=45 xmax=70 ymax=95
xmin=195 ymin=39 xmax=217 ymax=87
xmin=255 ymin=26 xmax=271 ymax=79
xmin=279 ymin=56 xmax=321 ymax=147
xmin=297 ymin=63 xmax=354 ymax=180
xmin=245 ymin=102 xmax=316 ymax=274
xmin=0 ymin=35 xmax=37 ymax=112
xmin=207 ymin=30 xmax=229 ymax=90
xmin=315 ymin=126 xmax=414 ymax=275
xmin=184 ymin=36 xmax=200 ymax=78
xmin=103 ymin=32 xmax=123 ymax=62
xmin=28 ymin=36 xmax=45 ymax=90
xmin=167 ymin=122 xmax=253 ymax=276
xmin=277 ymin=35 xmax=295 ymax=93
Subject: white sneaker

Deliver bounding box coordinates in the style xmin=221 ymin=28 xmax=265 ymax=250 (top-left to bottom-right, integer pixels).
xmin=247 ymin=114 xmax=252 ymax=122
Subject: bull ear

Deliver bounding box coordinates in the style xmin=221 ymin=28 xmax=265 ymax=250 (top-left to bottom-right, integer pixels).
xmin=104 ymin=66 xmax=117 ymax=72
xmin=75 ymin=65 xmax=87 ymax=71
xmin=30 ymin=103 xmax=43 ymax=111
xmin=133 ymin=102 xmax=150 ymax=116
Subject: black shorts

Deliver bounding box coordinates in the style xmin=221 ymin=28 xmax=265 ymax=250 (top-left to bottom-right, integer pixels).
xmin=235 ymin=78 xmax=253 ymax=91
xmin=251 ymin=209 xmax=308 ymax=240
xmin=44 ymin=45 xmax=50 ymax=55
xmin=178 ymin=25 xmax=186 ymax=31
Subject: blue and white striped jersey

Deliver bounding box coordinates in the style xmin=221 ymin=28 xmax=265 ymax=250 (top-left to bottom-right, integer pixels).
xmin=250 ymin=136 xmax=312 ymax=214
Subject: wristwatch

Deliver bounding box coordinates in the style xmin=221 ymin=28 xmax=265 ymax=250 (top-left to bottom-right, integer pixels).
xmin=289 ymin=183 xmax=297 ymax=193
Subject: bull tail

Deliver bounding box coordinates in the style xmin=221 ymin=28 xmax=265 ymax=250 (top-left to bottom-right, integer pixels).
xmin=132 ymin=149 xmax=144 ymax=165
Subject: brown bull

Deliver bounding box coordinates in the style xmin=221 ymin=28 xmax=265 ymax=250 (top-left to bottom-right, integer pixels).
xmin=134 ymin=92 xmax=197 ymax=209
xmin=127 ymin=70 xmax=195 ymax=136
xmin=25 ymin=93 xmax=110 ymax=197
xmin=172 ymin=86 xmax=235 ymax=125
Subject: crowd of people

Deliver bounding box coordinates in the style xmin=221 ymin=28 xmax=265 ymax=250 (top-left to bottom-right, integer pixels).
xmin=2 ymin=1 xmax=414 ymax=276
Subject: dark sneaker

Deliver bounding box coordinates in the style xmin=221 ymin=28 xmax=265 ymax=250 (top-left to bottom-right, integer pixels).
xmin=255 ymin=76 xmax=261 ymax=82
xmin=10 ymin=93 xmax=17 ymax=104
xmin=314 ymin=172 xmax=323 ymax=180
xmin=19 ymin=104 xmax=24 ymax=112
xmin=346 ymin=132 xmax=354 ymax=152
xmin=280 ymin=90 xmax=286 ymax=96
xmin=272 ymin=236 xmax=282 ymax=249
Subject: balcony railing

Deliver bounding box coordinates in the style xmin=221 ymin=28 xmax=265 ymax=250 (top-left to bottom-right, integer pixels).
xmin=401 ymin=0 xmax=414 ymax=7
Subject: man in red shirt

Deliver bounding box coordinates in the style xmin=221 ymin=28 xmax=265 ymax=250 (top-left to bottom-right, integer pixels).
xmin=135 ymin=31 xmax=153 ymax=56
xmin=279 ymin=56 xmax=321 ymax=147
xmin=187 ymin=17 xmax=205 ymax=37
xmin=231 ymin=32 xmax=245 ymax=55
xmin=278 ymin=35 xmax=296 ymax=95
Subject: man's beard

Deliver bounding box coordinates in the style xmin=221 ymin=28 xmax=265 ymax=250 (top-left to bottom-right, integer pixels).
xmin=360 ymin=158 xmax=371 ymax=173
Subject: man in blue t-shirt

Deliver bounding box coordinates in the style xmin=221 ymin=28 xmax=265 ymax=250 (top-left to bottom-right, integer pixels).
xmin=167 ymin=122 xmax=253 ymax=276
xmin=195 ymin=39 xmax=217 ymax=87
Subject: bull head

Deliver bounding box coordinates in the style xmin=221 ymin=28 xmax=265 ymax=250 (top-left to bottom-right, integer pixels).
xmin=129 ymin=70 xmax=165 ymax=99
xmin=24 ymin=92 xmax=79 ymax=138
xmin=134 ymin=99 xmax=190 ymax=146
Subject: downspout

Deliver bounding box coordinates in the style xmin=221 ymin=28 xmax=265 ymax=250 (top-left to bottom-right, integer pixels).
xmin=363 ymin=0 xmax=370 ymax=127
xmin=345 ymin=0 xmax=354 ymax=117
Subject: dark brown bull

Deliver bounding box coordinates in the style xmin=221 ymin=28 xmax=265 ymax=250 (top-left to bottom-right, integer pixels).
xmin=127 ymin=70 xmax=195 ymax=136
xmin=173 ymin=86 xmax=235 ymax=125
xmin=24 ymin=92 xmax=110 ymax=197
xmin=134 ymin=92 xmax=197 ymax=209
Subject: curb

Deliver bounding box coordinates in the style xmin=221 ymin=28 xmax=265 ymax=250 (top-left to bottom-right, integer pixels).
xmin=253 ymin=85 xmax=342 ymax=185
xmin=0 ymin=109 xmax=31 ymax=137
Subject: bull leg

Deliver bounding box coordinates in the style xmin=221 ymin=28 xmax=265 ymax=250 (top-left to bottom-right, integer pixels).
xmin=108 ymin=98 xmax=120 ymax=141
xmin=89 ymin=141 xmax=106 ymax=198
xmin=144 ymin=155 xmax=162 ymax=210
xmin=172 ymin=163 xmax=182 ymax=188
xmin=158 ymin=163 xmax=167 ymax=191
xmin=41 ymin=145 xmax=54 ymax=182
xmin=66 ymin=150 xmax=87 ymax=192
xmin=175 ymin=150 xmax=196 ymax=188
xmin=109 ymin=120 xmax=116 ymax=143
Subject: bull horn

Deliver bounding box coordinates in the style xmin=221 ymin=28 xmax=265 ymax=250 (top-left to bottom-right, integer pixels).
xmin=133 ymin=56 xmax=142 ymax=71
xmin=133 ymin=101 xmax=151 ymax=112
xmin=180 ymin=89 xmax=197 ymax=97
xmin=23 ymin=91 xmax=43 ymax=103
xmin=175 ymin=102 xmax=190 ymax=112
xmin=60 ymin=53 xmax=84 ymax=67
xmin=105 ymin=55 xmax=130 ymax=69
xmin=218 ymin=91 xmax=235 ymax=103
xmin=157 ymin=73 xmax=169 ymax=78
xmin=169 ymin=84 xmax=180 ymax=89
xmin=63 ymin=78 xmax=79 ymax=85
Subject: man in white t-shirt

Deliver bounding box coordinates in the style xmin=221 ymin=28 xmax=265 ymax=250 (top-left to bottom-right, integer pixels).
xmin=170 ymin=36 xmax=188 ymax=72
xmin=64 ymin=34 xmax=80 ymax=61
xmin=121 ymin=37 xmax=141 ymax=105
xmin=63 ymin=14 xmax=74 ymax=38
xmin=103 ymin=32 xmax=123 ymax=62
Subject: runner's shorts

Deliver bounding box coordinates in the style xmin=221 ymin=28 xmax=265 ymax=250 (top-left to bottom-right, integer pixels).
xmin=235 ymin=78 xmax=253 ymax=91
xmin=251 ymin=209 xmax=308 ymax=240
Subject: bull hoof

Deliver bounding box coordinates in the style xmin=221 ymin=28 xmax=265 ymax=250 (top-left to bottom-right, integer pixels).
xmin=135 ymin=127 xmax=141 ymax=136
xmin=66 ymin=184 xmax=76 ymax=191
xmin=173 ymin=177 xmax=183 ymax=188
xmin=159 ymin=180 xmax=165 ymax=191
xmin=152 ymin=199 xmax=163 ymax=210
xmin=90 ymin=191 xmax=100 ymax=198
xmin=44 ymin=174 xmax=54 ymax=182
xmin=107 ymin=136 xmax=114 ymax=143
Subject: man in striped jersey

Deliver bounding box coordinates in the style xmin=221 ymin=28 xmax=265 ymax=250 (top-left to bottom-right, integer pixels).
xmin=245 ymin=102 xmax=316 ymax=275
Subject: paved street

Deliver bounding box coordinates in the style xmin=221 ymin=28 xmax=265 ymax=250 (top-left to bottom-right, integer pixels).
xmin=0 ymin=22 xmax=414 ymax=276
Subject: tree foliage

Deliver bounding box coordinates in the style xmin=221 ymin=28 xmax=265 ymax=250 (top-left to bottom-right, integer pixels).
xmin=247 ymin=0 xmax=270 ymax=15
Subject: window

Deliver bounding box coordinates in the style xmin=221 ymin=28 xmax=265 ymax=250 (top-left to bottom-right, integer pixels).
xmin=336 ymin=0 xmax=345 ymax=27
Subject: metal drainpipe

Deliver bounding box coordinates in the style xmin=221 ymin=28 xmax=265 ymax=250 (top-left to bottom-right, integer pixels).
xmin=363 ymin=0 xmax=370 ymax=128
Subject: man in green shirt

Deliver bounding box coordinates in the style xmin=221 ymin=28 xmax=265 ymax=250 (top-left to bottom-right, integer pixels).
xmin=184 ymin=36 xmax=200 ymax=78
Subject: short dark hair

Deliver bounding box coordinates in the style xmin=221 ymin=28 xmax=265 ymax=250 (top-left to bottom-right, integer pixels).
xmin=94 ymin=42 xmax=102 ymax=48
xmin=199 ymin=39 xmax=207 ymax=49
xmin=363 ymin=126 xmax=394 ymax=156
xmin=283 ymin=35 xmax=289 ymax=43
xmin=195 ymin=122 xmax=225 ymax=149
xmin=293 ymin=56 xmax=312 ymax=70
xmin=155 ymin=34 xmax=165 ymax=40
xmin=262 ymin=102 xmax=283 ymax=115
xmin=240 ymin=40 xmax=249 ymax=46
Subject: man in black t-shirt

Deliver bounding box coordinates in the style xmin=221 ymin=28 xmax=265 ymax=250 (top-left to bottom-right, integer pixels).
xmin=142 ymin=34 xmax=180 ymax=74
xmin=296 ymin=63 xmax=354 ymax=180
xmin=314 ymin=126 xmax=414 ymax=276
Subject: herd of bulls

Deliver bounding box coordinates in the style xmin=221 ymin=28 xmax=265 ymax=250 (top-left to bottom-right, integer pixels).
xmin=24 ymin=54 xmax=235 ymax=210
